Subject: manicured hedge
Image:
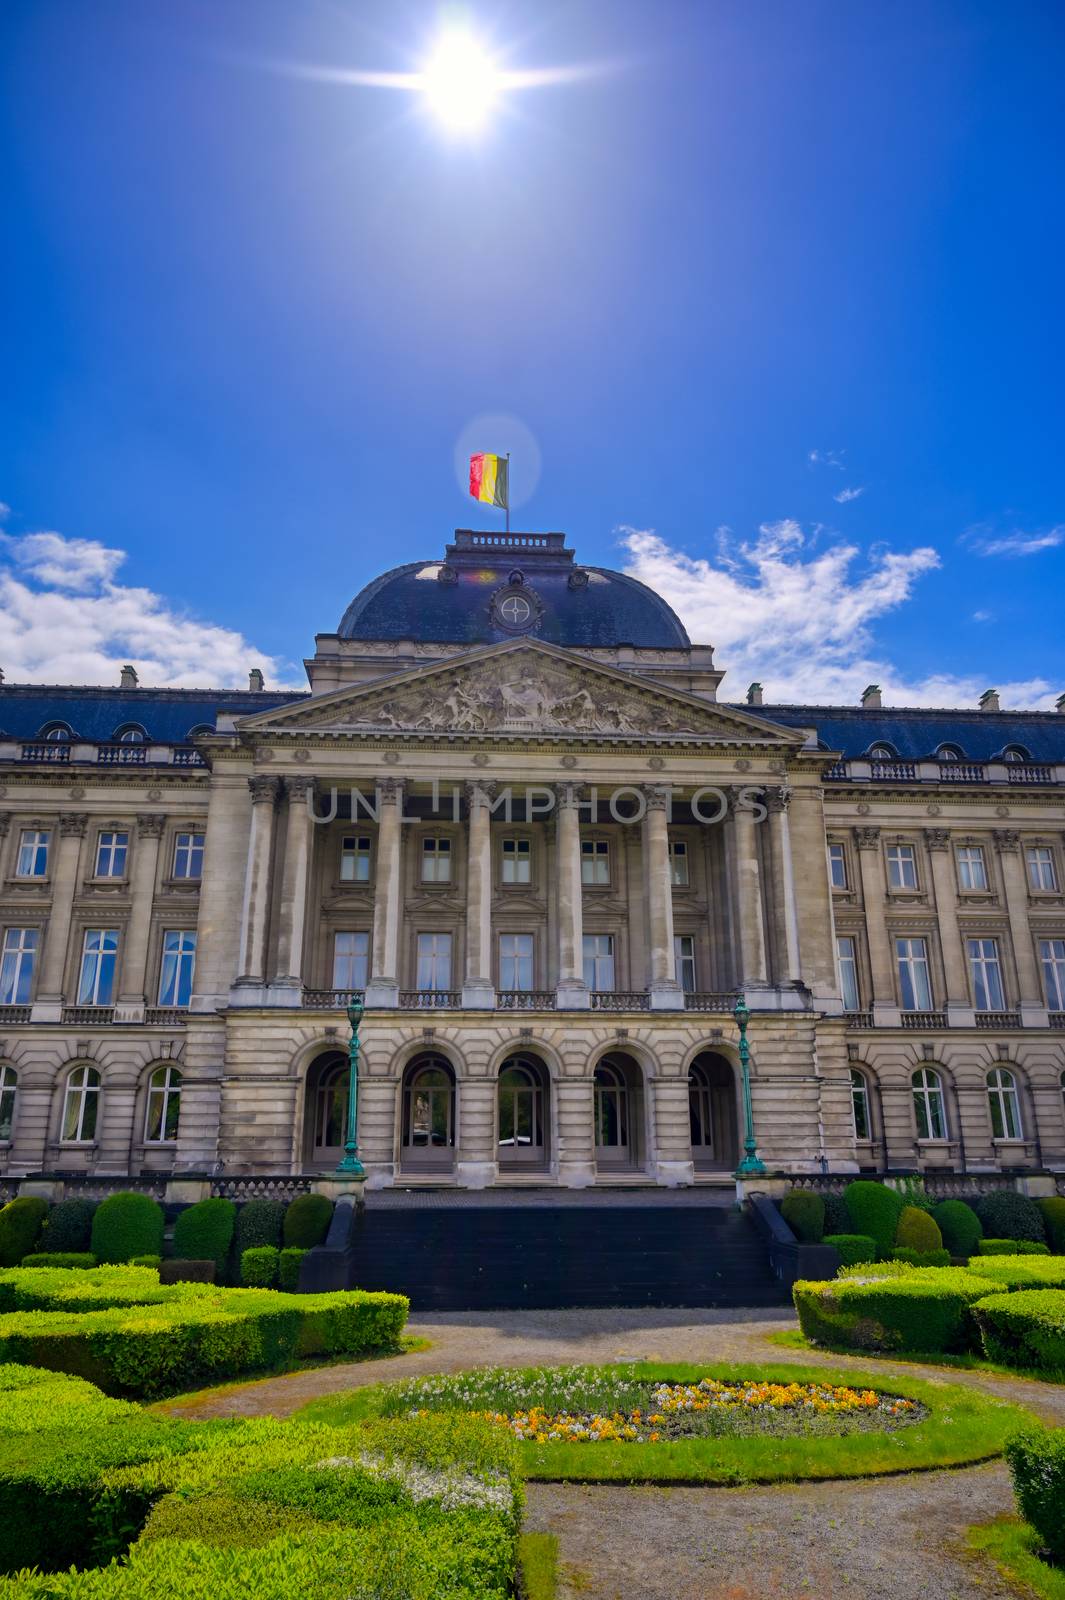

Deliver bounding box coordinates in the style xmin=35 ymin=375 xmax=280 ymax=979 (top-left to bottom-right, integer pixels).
xmin=895 ymin=1204 xmax=943 ymax=1255
xmin=1006 ymin=1426 xmax=1065 ymax=1563
xmin=843 ymin=1181 xmax=902 ymax=1259
xmin=793 ymin=1268 xmax=999 ymax=1353
xmin=962 ymin=1255 xmax=1065 ymax=1290
xmin=90 ymin=1194 xmax=164 ymax=1265
xmin=0 ymin=1201 xmax=48 ymax=1269
xmin=20 ymin=1253 xmax=96 ymax=1270
xmin=823 ymin=1234 xmax=876 ymax=1267
xmin=890 ymin=1246 xmax=951 ymax=1267
xmin=279 ymin=1247 xmax=306 ymax=1292
xmin=932 ymin=1199 xmax=983 ymax=1258
xmin=0 ymin=1265 xmax=202 ymax=1315
xmin=38 ymin=1198 xmax=95 ymax=1255
xmin=975 ymin=1190 xmax=1046 ymax=1246
xmin=974 ymin=1290 xmax=1065 ymax=1373
xmin=241 ymin=1246 xmax=279 ymax=1287
xmin=173 ymin=1198 xmax=236 ymax=1271
xmin=821 ymin=1192 xmax=849 ymax=1235
xmin=282 ymin=1195 xmax=333 ymax=1249
xmin=781 ymin=1191 xmax=824 ymax=1243
xmin=1039 ymin=1196 xmax=1065 ymax=1254
xmin=977 ymin=1238 xmax=1050 ymax=1256
xmin=233 ymin=1199 xmax=285 ymax=1257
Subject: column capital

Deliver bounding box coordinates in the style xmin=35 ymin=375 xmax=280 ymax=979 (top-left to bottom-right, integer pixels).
xmin=554 ymin=781 xmax=586 ymax=810
xmin=643 ymin=783 xmax=673 ymax=813
xmin=992 ymin=828 xmax=1022 ymax=852
xmin=923 ymin=827 xmax=950 ymax=851
xmin=248 ymin=775 xmax=279 ymax=805
xmin=285 ymin=774 xmax=315 ymax=803
xmin=764 ymin=785 xmax=791 ymax=814
xmin=854 ymin=825 xmax=881 ymax=850
xmin=58 ymin=813 xmax=89 ymax=837
xmin=463 ymin=778 xmax=497 ymax=807
xmin=376 ymin=776 xmax=405 ymax=804
xmin=135 ymin=813 xmax=165 ymax=838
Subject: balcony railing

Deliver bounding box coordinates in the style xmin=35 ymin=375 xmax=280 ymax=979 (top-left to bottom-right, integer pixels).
xmin=143 ymin=1007 xmax=188 ymax=1026
xmin=870 ymin=761 xmax=917 ymax=782
xmin=589 ymin=990 xmax=651 ymax=1012
xmin=1050 ymin=1012 xmax=1065 ymax=1030
xmin=950 ymin=763 xmax=987 ymax=783
xmin=497 ymin=990 xmax=556 ymax=1010
xmin=21 ymin=742 xmax=70 ymax=762
xmin=683 ymin=991 xmax=739 ymax=1012
xmin=1008 ymin=764 xmax=1052 ymax=784
xmin=842 ymin=1009 xmax=874 ymax=1027
xmin=302 ymin=988 xmax=365 ymax=1010
xmin=399 ymin=989 xmax=461 ymax=1010
xmin=62 ymin=1006 xmax=115 ymax=1025
xmin=173 ymin=746 xmax=207 ymax=766
xmin=900 ymin=1009 xmax=948 ymax=1029
xmin=976 ymin=1010 xmax=1022 ymax=1029
xmin=822 ymin=761 xmax=849 ymax=782
xmin=97 ymin=744 xmax=147 ymax=765
xmin=0 ymin=1005 xmax=31 ymax=1025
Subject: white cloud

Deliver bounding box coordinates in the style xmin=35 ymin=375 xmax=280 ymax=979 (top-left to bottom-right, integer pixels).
xmin=833 ymin=486 xmax=865 ymax=504
xmin=971 ymin=610 xmax=993 ymax=623
xmin=968 ymin=525 xmax=1065 ymax=559
xmin=808 ymin=448 xmax=845 ymax=469
xmin=620 ymin=523 xmax=1058 ymax=709
xmin=0 ymin=525 xmax=296 ymax=688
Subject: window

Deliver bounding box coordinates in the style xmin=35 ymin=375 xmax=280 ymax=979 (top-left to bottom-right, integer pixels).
xmin=912 ymin=1067 xmax=947 ymax=1140
xmin=416 ymin=932 xmax=452 ymax=990
xmin=1041 ymin=939 xmax=1065 ymax=1010
xmin=340 ymin=836 xmax=372 ymax=883
xmin=144 ymin=1065 xmax=181 ymax=1143
xmin=1026 ymin=846 xmax=1058 ymax=893
xmin=95 ymin=831 xmax=129 ymax=879
xmin=937 ymin=746 xmax=961 ymax=763
xmin=828 ymin=843 xmax=848 ymax=889
xmin=499 ymin=932 xmax=534 ymax=990
xmin=837 ymin=936 xmax=860 ymax=1011
xmin=421 ymin=838 xmax=452 ymax=884
xmin=16 ymin=830 xmax=50 ymax=878
xmin=172 ymin=832 xmax=204 ymax=880
xmin=987 ymin=1067 xmax=1022 ymax=1140
xmin=1003 ymin=747 xmax=1027 ymax=764
xmin=850 ymin=1069 xmax=871 ymax=1140
xmin=62 ymin=1065 xmax=100 ymax=1142
xmin=669 ymin=839 xmax=689 ymax=886
xmin=896 ymin=937 xmax=933 ymax=1011
xmin=501 ymin=838 xmax=531 ymax=884
xmin=886 ymin=843 xmax=918 ymax=889
xmin=43 ymin=725 xmax=71 ymax=742
xmin=583 ymin=933 xmax=615 ymax=990
xmin=870 ymin=745 xmax=894 ymax=761
xmin=0 ymin=1065 xmax=15 ymax=1141
xmin=77 ymin=929 xmax=119 ymax=1006
xmin=580 ymin=839 xmax=610 ymax=885
xmin=333 ymin=931 xmax=369 ymax=990
xmin=158 ymin=931 xmax=196 ymax=1007
xmin=967 ymin=937 xmax=1005 ymax=1011
xmin=0 ymin=928 xmax=38 ymax=1005
xmin=117 ymin=727 xmax=145 ymax=744
xmin=956 ymin=845 xmax=988 ymax=891
xmin=674 ymin=935 xmax=696 ymax=992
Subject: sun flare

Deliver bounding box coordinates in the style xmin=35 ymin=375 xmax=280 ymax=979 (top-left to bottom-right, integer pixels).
xmin=418 ymin=32 xmax=502 ymax=132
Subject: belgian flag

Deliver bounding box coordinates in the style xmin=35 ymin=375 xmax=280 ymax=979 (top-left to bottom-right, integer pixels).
xmin=469 ymin=452 xmax=509 ymax=509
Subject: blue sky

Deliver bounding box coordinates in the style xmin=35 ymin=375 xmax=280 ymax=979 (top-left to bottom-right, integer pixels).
xmin=1 ymin=0 xmax=1062 ymax=704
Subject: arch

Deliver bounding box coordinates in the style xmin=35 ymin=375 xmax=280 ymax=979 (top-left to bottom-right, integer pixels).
xmin=594 ymin=1052 xmax=645 ymax=1171
xmin=400 ymin=1053 xmax=456 ymax=1172
xmin=998 ymin=745 xmax=1030 ymax=764
xmin=143 ymin=1064 xmax=182 ymax=1144
xmin=186 ymin=724 xmax=214 ymax=740
xmin=302 ymin=1049 xmax=350 ymax=1170
xmin=849 ymin=1065 xmax=874 ymax=1142
xmin=497 ymin=1052 xmax=549 ymax=1169
xmin=986 ymin=1065 xmax=1023 ymax=1140
xmin=866 ymin=742 xmax=897 ymax=760
xmin=39 ymin=722 xmax=73 ymax=741
xmin=113 ymin=723 xmax=147 ymax=743
xmin=0 ymin=1065 xmax=17 ymax=1143
xmin=911 ymin=1066 xmax=948 ymax=1140
xmin=61 ymin=1065 xmax=101 ymax=1143
xmin=688 ymin=1051 xmax=738 ymax=1172
xmin=935 ymin=744 xmax=964 ymax=763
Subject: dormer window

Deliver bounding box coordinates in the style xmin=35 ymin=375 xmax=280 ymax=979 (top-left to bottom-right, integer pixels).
xmin=41 ymin=725 xmax=72 ymax=742
xmin=869 ymin=745 xmax=894 ymax=761
xmin=115 ymin=726 xmax=146 ymax=744
xmin=1002 ymin=746 xmax=1027 ymax=764
xmin=937 ymin=746 xmax=961 ymax=763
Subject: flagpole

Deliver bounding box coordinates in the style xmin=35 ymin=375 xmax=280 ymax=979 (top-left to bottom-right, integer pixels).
xmin=505 ymin=452 xmax=510 ymax=534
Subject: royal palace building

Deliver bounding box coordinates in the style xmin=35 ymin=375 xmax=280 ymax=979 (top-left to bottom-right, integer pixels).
xmin=1 ymin=527 xmax=1064 ymax=1192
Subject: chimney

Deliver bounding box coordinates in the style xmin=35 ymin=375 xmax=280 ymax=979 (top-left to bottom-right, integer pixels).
xmin=1057 ymin=694 xmax=1065 ymax=715
xmin=860 ymin=684 xmax=882 ymax=709
xmin=979 ymin=688 xmax=1000 ymax=712
xmin=248 ymin=668 xmax=265 ymax=692
xmin=746 ymin=682 xmax=764 ymax=707
xmin=119 ymin=664 xmax=139 ymax=690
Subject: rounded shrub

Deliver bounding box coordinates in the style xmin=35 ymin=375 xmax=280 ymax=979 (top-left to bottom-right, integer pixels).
xmin=129 ymin=1255 xmax=162 ymax=1269
xmin=821 ymin=1192 xmax=850 ymax=1235
xmin=282 ymin=1194 xmax=333 ymax=1249
xmin=1038 ymin=1196 xmax=1065 ymax=1254
xmin=173 ymin=1198 xmax=236 ymax=1270
xmin=240 ymin=1246 xmax=280 ymax=1287
xmin=1006 ymin=1427 xmax=1065 ymax=1562
xmin=843 ymin=1181 xmax=903 ymax=1259
xmin=932 ymin=1199 xmax=982 ymax=1259
xmin=39 ymin=1197 xmax=95 ymax=1255
xmin=279 ymin=1246 xmax=307 ymax=1292
xmin=90 ymin=1192 xmax=165 ymax=1264
xmin=823 ymin=1233 xmax=876 ymax=1267
xmin=975 ymin=1190 xmax=1046 ymax=1246
xmin=0 ymin=1198 xmax=49 ymax=1266
xmin=895 ymin=1204 xmax=943 ymax=1255
xmin=780 ymin=1190 xmax=825 ymax=1243
xmin=233 ymin=1198 xmax=285 ymax=1257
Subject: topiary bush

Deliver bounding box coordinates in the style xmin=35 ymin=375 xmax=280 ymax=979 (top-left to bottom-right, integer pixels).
xmin=932 ymin=1199 xmax=983 ymax=1259
xmin=780 ymin=1190 xmax=825 ymax=1243
xmin=282 ymin=1194 xmax=333 ymax=1249
xmin=172 ymin=1198 xmax=236 ymax=1271
xmin=975 ymin=1190 xmax=1046 ymax=1246
xmin=843 ymin=1181 xmax=903 ymax=1259
xmin=823 ymin=1234 xmax=876 ymax=1267
xmin=890 ymin=1246 xmax=952 ymax=1267
xmin=821 ymin=1192 xmax=849 ymax=1235
xmin=241 ymin=1246 xmax=279 ymax=1287
xmin=1038 ymin=1197 xmax=1065 ymax=1254
xmin=129 ymin=1255 xmax=162 ymax=1269
xmin=1006 ymin=1426 xmax=1065 ymax=1562
xmin=233 ymin=1198 xmax=285 ymax=1257
xmin=20 ymin=1252 xmax=96 ymax=1270
xmin=90 ymin=1193 xmax=165 ymax=1264
xmin=975 ymin=1291 xmax=1065 ymax=1374
xmin=895 ymin=1204 xmax=944 ymax=1255
xmin=279 ymin=1246 xmax=307 ymax=1292
xmin=793 ymin=1267 xmax=999 ymax=1353
xmin=0 ymin=1198 xmax=49 ymax=1267
xmin=39 ymin=1198 xmax=95 ymax=1255
xmin=977 ymin=1238 xmax=1049 ymax=1256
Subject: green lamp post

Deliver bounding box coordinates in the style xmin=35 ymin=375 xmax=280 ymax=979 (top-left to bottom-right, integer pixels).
xmin=733 ymin=994 xmax=766 ymax=1177
xmin=336 ymin=999 xmax=365 ymax=1177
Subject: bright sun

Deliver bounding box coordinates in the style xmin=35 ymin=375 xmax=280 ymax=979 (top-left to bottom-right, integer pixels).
xmin=419 ymin=32 xmax=502 ymax=132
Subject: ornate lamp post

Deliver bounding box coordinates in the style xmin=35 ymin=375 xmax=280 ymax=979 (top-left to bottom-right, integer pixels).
xmin=733 ymin=994 xmax=766 ymax=1177
xmin=335 ymin=999 xmax=365 ymax=1177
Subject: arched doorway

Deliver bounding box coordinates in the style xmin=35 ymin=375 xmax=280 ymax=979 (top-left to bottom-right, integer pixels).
xmin=400 ymin=1054 xmax=456 ymax=1172
xmin=688 ymin=1052 xmax=738 ymax=1171
xmin=304 ymin=1051 xmax=348 ymax=1169
xmin=594 ymin=1053 xmax=644 ymax=1171
xmin=497 ymin=1053 xmax=549 ymax=1170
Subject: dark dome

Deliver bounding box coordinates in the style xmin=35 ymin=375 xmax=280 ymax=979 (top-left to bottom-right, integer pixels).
xmin=337 ymin=531 xmax=690 ymax=650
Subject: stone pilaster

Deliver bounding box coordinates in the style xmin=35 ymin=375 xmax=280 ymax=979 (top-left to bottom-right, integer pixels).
xmin=31 ymin=814 xmax=88 ymax=1022
xmin=95 ymin=1071 xmax=138 ymax=1175
xmin=854 ymin=826 xmax=899 ymax=1025
xmin=365 ymin=778 xmax=405 ymax=1007
xmin=766 ymin=788 xmax=803 ymax=984
xmin=462 ymin=781 xmax=496 ymax=1009
xmin=272 ymin=776 xmax=315 ymax=1004
xmin=994 ymin=830 xmax=1048 ymax=1024
xmin=556 ymin=1074 xmax=595 ymax=1184
xmin=555 ymin=784 xmax=589 ymax=1008
xmin=643 ymin=785 xmax=682 ymax=1009
xmin=729 ymin=789 xmax=768 ymax=989
xmin=455 ymin=1074 xmax=498 ymax=1187
xmin=924 ymin=828 xmax=976 ymax=1025
xmin=115 ymin=814 xmax=165 ymax=1022
xmin=231 ymin=776 xmax=279 ymax=1005
xmin=650 ymin=1073 xmax=695 ymax=1185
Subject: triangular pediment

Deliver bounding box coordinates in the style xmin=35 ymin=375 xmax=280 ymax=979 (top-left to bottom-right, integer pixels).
xmin=237 ymin=640 xmax=803 ymax=745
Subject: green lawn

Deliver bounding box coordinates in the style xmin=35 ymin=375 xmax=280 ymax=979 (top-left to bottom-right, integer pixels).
xmin=519 ymin=1532 xmax=560 ymax=1600
xmin=968 ymin=1517 xmax=1065 ymax=1600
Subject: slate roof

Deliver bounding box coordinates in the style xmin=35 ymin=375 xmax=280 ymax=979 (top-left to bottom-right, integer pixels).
xmin=730 ymin=704 xmax=1065 ymax=763
xmin=0 ymin=685 xmax=306 ymax=743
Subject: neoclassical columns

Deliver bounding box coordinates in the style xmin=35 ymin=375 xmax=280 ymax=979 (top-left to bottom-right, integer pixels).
xmin=273 ymin=776 xmax=315 ymax=1001
xmin=644 ymin=785 xmax=682 ymax=1009
xmin=115 ymin=815 xmax=165 ymax=1021
xmin=555 ymin=783 xmax=589 ymax=1008
xmin=234 ymin=775 xmax=279 ymax=998
xmin=31 ymin=813 xmax=88 ymax=1023
xmin=924 ymin=828 xmax=974 ymax=1024
xmin=854 ymin=826 xmax=899 ymax=1023
xmin=994 ymin=830 xmax=1048 ymax=1022
xmin=366 ymin=778 xmax=406 ymax=1007
xmin=729 ymin=790 xmax=768 ymax=987
xmin=765 ymin=788 xmax=802 ymax=984
xmin=462 ymin=781 xmax=496 ymax=1009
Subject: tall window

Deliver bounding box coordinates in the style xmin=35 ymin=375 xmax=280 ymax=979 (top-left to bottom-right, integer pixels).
xmin=669 ymin=840 xmax=689 ymax=886
xmin=94 ymin=830 xmax=129 ymax=879
xmin=912 ymin=1067 xmax=947 ymax=1140
xmin=1040 ymin=939 xmax=1065 ymax=1010
xmin=0 ymin=928 xmax=38 ymax=1005
xmin=333 ymin=931 xmax=369 ymax=990
xmin=77 ymin=929 xmax=119 ymax=1006
xmin=16 ymin=830 xmax=50 ymax=878
xmin=850 ymin=1069 xmax=871 ymax=1140
xmin=62 ymin=1066 xmax=101 ymax=1142
xmin=896 ymin=937 xmax=932 ymax=1011
xmin=674 ymin=935 xmax=696 ymax=992
xmin=956 ymin=845 xmax=988 ymax=891
xmin=421 ymin=838 xmax=452 ymax=883
xmin=886 ymin=843 xmax=918 ymax=889
xmin=968 ymin=937 xmax=1006 ymax=1011
xmin=499 ymin=932 xmax=534 ymax=990
xmin=837 ymin=936 xmax=860 ymax=1011
xmin=340 ymin=836 xmax=372 ymax=882
xmin=828 ymin=843 xmax=848 ymax=889
xmin=987 ymin=1067 xmax=1022 ymax=1140
xmin=416 ymin=932 xmax=452 ymax=990
xmin=1026 ymin=846 xmax=1058 ymax=892
xmin=580 ymin=839 xmax=610 ymax=885
xmin=158 ymin=931 xmax=196 ymax=1007
xmin=0 ymin=1066 xmax=17 ymax=1141
xmin=144 ymin=1065 xmax=182 ymax=1143
xmin=501 ymin=838 xmax=531 ymax=884
xmin=173 ymin=832 xmax=204 ymax=880
xmin=583 ymin=933 xmax=615 ymax=990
